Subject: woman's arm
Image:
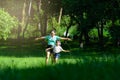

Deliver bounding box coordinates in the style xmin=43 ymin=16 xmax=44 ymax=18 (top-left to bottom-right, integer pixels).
xmin=35 ymin=36 xmax=46 ymax=40
xmin=60 ymin=37 xmax=72 ymax=41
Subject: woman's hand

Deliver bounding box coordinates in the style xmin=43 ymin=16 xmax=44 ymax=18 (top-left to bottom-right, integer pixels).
xmin=35 ymin=38 xmax=39 ymax=41
xmin=67 ymin=38 xmax=72 ymax=41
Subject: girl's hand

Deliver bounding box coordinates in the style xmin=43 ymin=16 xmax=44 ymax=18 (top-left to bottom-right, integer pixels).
xmin=66 ymin=50 xmax=70 ymax=52
xmin=63 ymin=50 xmax=70 ymax=52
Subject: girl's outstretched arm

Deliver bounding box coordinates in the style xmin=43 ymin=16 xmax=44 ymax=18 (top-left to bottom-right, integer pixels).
xmin=45 ymin=48 xmax=52 ymax=52
xmin=62 ymin=50 xmax=70 ymax=52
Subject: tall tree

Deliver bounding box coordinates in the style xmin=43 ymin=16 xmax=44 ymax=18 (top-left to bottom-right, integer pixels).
xmin=35 ymin=0 xmax=49 ymax=36
xmin=22 ymin=0 xmax=32 ymax=38
xmin=35 ymin=0 xmax=62 ymax=36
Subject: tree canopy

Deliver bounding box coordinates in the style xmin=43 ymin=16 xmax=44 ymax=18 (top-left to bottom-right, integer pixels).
xmin=0 ymin=0 xmax=120 ymax=47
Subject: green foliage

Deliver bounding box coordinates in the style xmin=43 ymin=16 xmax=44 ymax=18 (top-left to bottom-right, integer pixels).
xmin=24 ymin=24 xmax=38 ymax=38
xmin=69 ymin=26 xmax=77 ymax=36
xmin=89 ymin=28 xmax=98 ymax=38
xmin=0 ymin=8 xmax=18 ymax=40
xmin=47 ymin=17 xmax=65 ymax=36
xmin=60 ymin=15 xmax=78 ymax=37
xmin=109 ymin=25 xmax=120 ymax=41
xmin=48 ymin=16 xmax=78 ymax=37
xmin=89 ymin=28 xmax=110 ymax=39
xmin=62 ymin=0 xmax=120 ymax=45
xmin=0 ymin=0 xmax=119 ymax=48
xmin=115 ymin=20 xmax=120 ymax=26
xmin=104 ymin=20 xmax=120 ymax=42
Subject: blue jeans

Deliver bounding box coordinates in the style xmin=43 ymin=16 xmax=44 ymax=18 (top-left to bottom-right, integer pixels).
xmin=54 ymin=53 xmax=60 ymax=58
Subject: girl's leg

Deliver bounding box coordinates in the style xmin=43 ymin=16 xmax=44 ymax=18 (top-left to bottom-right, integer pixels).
xmin=55 ymin=58 xmax=58 ymax=63
xmin=54 ymin=53 xmax=60 ymax=63
xmin=45 ymin=51 xmax=50 ymax=64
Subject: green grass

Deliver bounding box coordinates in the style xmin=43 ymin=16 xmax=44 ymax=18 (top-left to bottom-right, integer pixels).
xmin=0 ymin=40 xmax=120 ymax=80
xmin=0 ymin=57 xmax=45 ymax=69
xmin=0 ymin=54 xmax=120 ymax=80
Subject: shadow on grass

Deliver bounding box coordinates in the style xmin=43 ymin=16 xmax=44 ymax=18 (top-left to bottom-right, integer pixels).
xmin=0 ymin=40 xmax=120 ymax=80
xmin=0 ymin=61 xmax=120 ymax=80
xmin=0 ymin=39 xmax=120 ymax=59
xmin=0 ymin=46 xmax=45 ymax=57
xmin=0 ymin=39 xmax=46 ymax=57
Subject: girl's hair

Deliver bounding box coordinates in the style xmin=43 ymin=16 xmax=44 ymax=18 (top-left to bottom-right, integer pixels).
xmin=56 ymin=39 xmax=60 ymax=42
xmin=56 ymin=40 xmax=61 ymax=45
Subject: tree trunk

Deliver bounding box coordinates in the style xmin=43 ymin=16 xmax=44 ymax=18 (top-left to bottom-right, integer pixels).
xmin=83 ymin=27 xmax=90 ymax=46
xmin=36 ymin=0 xmax=41 ymax=33
xmin=79 ymin=27 xmax=90 ymax=48
xmin=79 ymin=29 xmax=84 ymax=48
xmin=22 ymin=0 xmax=32 ymax=39
xmin=58 ymin=8 xmax=63 ymax=24
xmin=111 ymin=18 xmax=118 ymax=46
xmin=36 ymin=0 xmax=48 ymax=36
xmin=41 ymin=14 xmax=48 ymax=36
xmin=21 ymin=0 xmax=27 ymax=33
xmin=65 ymin=16 xmax=73 ymax=37
xmin=100 ymin=21 xmax=104 ymax=48
xmin=97 ymin=21 xmax=104 ymax=49
xmin=17 ymin=25 xmax=22 ymax=39
xmin=17 ymin=0 xmax=27 ymax=40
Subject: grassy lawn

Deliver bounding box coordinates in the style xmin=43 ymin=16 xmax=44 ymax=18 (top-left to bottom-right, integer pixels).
xmin=0 ymin=40 xmax=120 ymax=80
xmin=0 ymin=55 xmax=120 ymax=80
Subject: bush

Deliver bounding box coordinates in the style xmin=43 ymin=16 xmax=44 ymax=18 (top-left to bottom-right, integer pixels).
xmin=0 ymin=8 xmax=18 ymax=40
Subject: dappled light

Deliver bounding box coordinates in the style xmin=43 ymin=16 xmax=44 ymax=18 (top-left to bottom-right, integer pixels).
xmin=0 ymin=0 xmax=120 ymax=80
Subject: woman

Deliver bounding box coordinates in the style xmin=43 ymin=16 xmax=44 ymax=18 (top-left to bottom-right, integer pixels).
xmin=35 ymin=30 xmax=71 ymax=64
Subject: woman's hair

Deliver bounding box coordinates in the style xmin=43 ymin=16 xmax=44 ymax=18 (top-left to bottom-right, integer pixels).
xmin=51 ymin=29 xmax=56 ymax=33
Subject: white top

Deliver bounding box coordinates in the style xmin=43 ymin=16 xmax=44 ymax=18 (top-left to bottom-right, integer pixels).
xmin=53 ymin=46 xmax=63 ymax=53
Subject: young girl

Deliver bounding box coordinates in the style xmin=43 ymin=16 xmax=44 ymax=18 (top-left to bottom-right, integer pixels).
xmin=46 ymin=40 xmax=70 ymax=63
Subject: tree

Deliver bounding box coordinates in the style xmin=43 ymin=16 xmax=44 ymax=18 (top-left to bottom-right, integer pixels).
xmin=106 ymin=0 xmax=120 ymax=46
xmin=62 ymin=0 xmax=92 ymax=46
xmin=34 ymin=0 xmax=62 ymax=36
xmin=22 ymin=0 xmax=33 ymax=39
xmin=62 ymin=0 xmax=120 ymax=48
xmin=0 ymin=9 xmax=18 ymax=40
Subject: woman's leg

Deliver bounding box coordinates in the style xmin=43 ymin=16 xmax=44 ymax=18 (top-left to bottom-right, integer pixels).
xmin=51 ymin=53 xmax=55 ymax=64
xmin=45 ymin=51 xmax=50 ymax=64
